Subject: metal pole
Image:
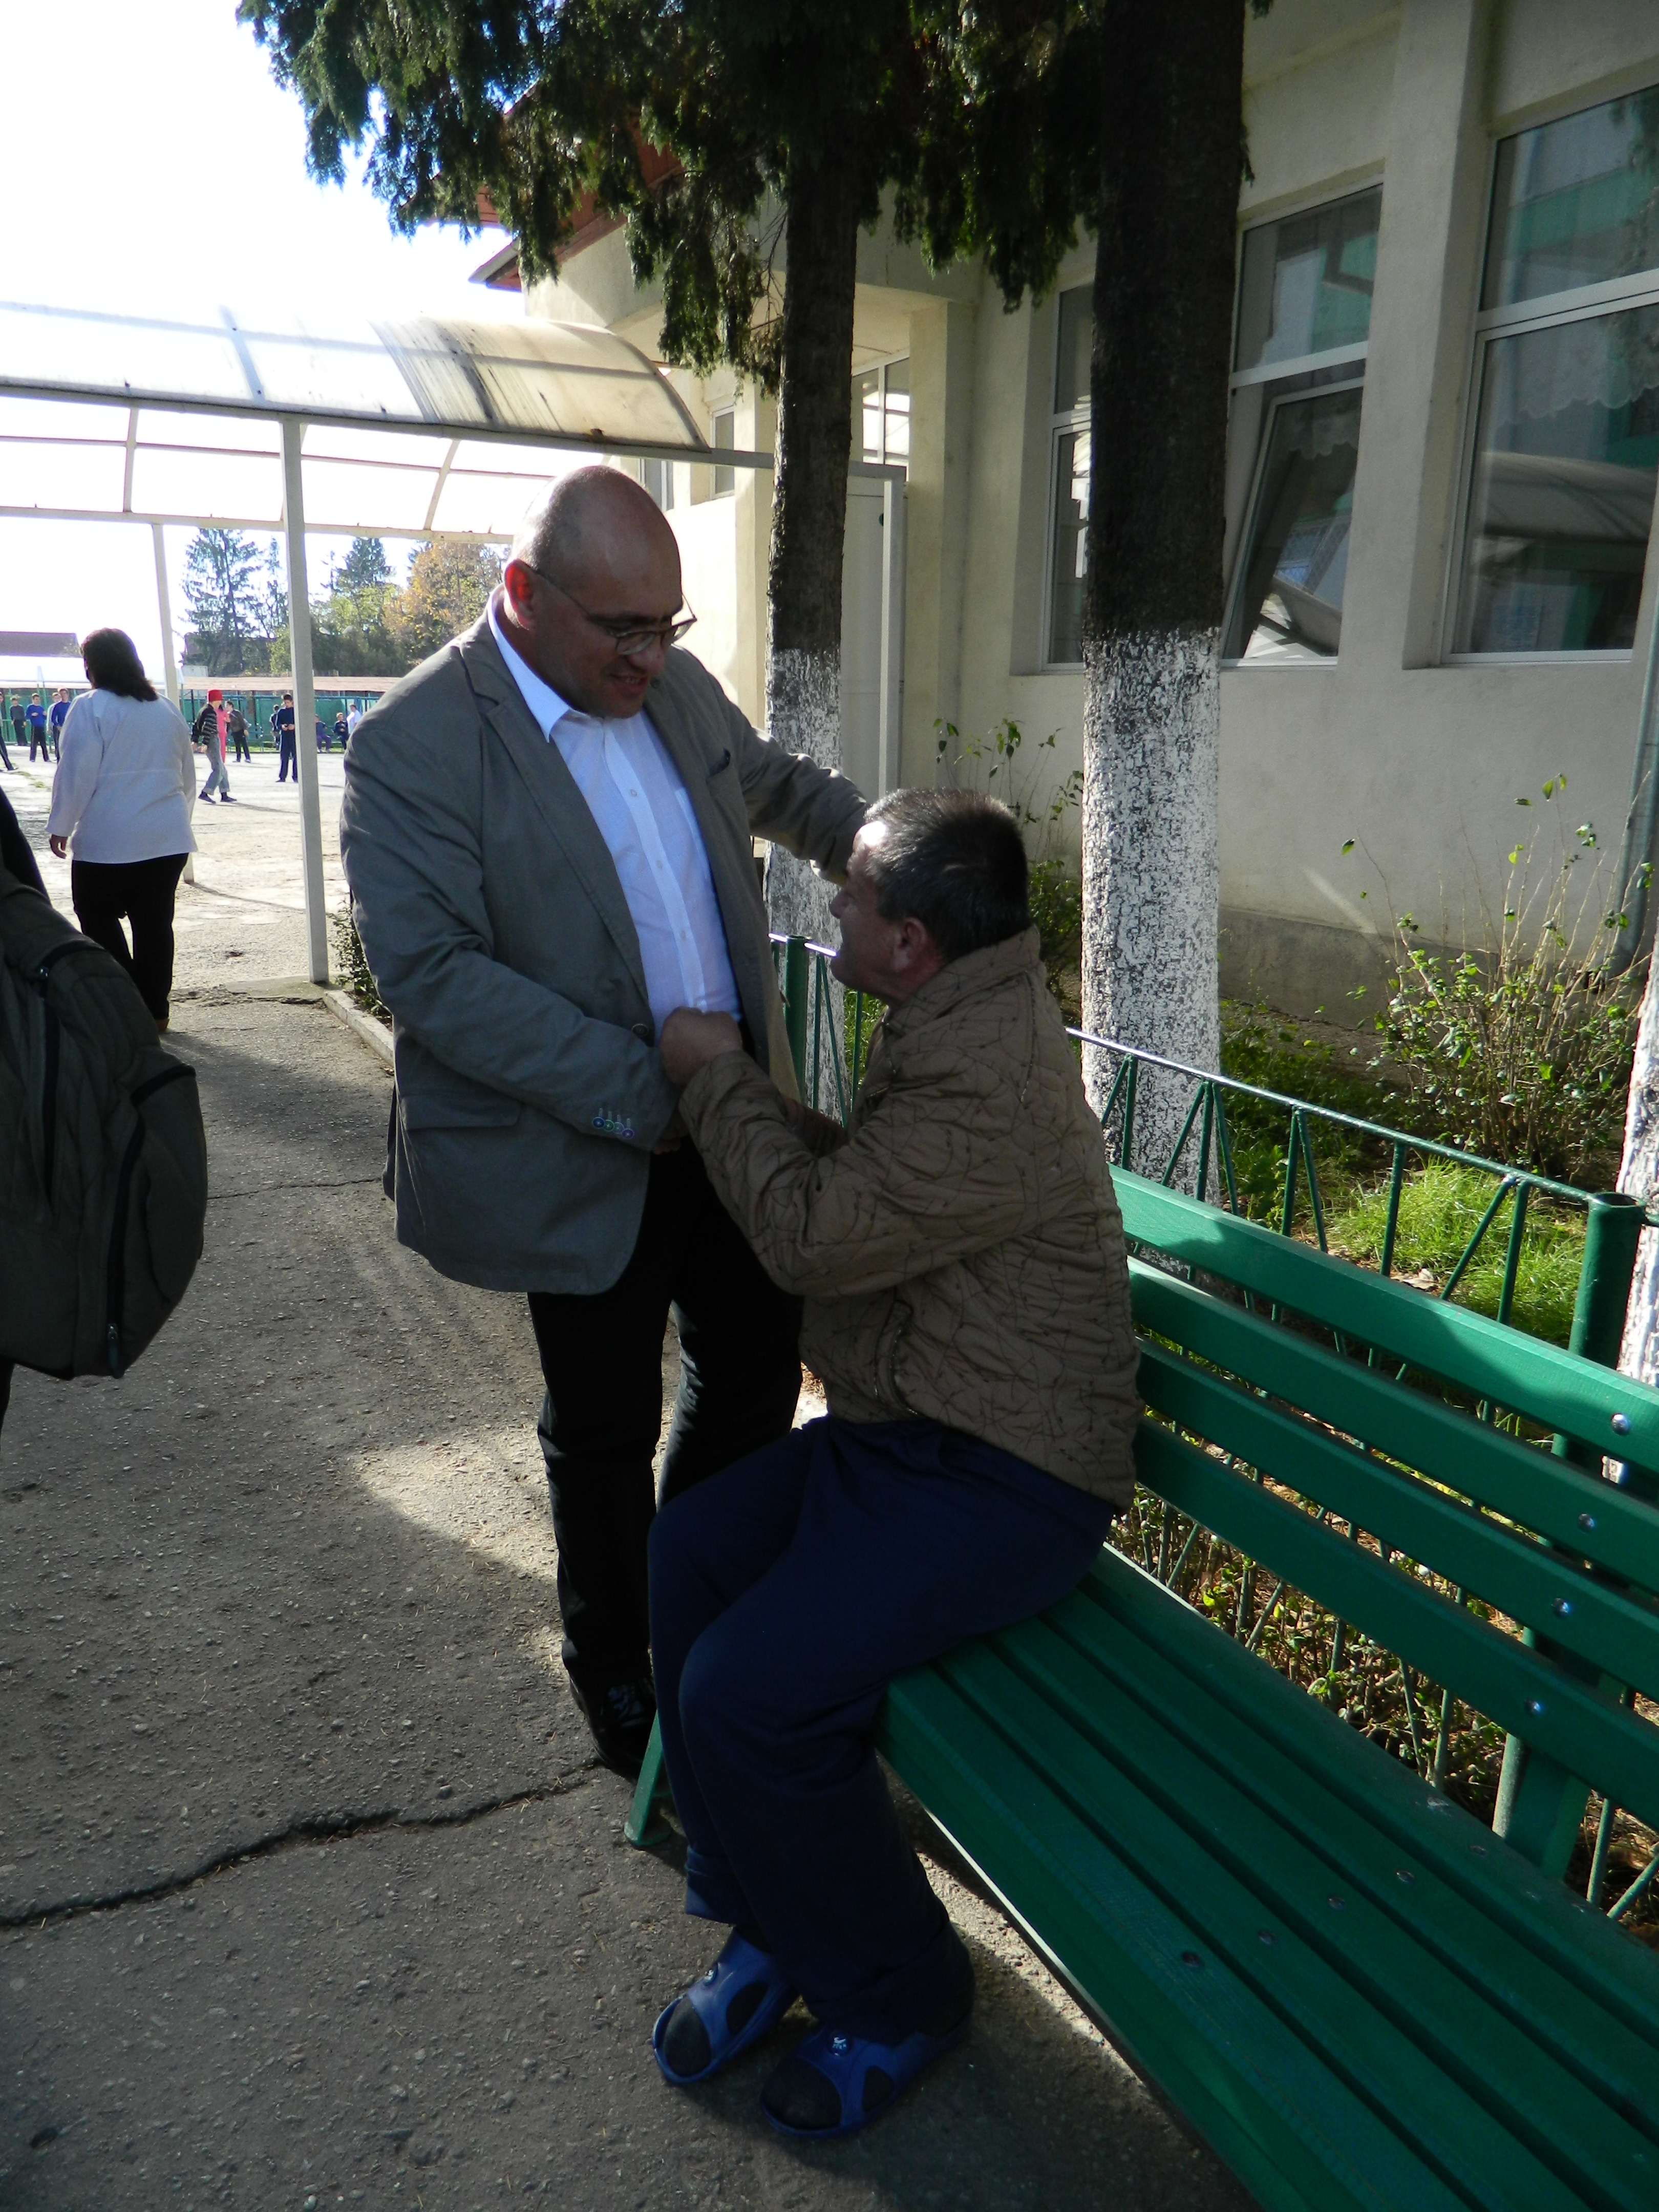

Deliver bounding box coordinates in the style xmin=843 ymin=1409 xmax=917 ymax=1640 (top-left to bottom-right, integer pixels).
xmin=151 ymin=522 xmax=180 ymax=706
xmin=784 ymin=935 xmax=810 ymax=1092
xmin=281 ymin=418 xmax=329 ymax=986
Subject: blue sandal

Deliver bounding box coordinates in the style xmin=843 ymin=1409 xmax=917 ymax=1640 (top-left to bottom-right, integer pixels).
xmin=653 ymin=1932 xmax=798 ymax=2087
xmin=760 ymin=2012 xmax=970 ymax=2138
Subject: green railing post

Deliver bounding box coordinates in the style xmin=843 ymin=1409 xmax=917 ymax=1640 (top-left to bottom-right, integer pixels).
xmin=783 ymin=934 xmax=810 ymax=1094
xmin=1494 ymin=1190 xmax=1644 ymax=1876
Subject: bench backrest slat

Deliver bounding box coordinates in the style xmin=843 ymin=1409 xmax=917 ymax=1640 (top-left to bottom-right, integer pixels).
xmin=1135 ymin=1422 xmax=1659 ymax=1834
xmin=1129 ymin=1260 xmax=1659 ymax=1593
xmin=1115 ymin=1171 xmax=1659 ymax=1483
xmin=1138 ymin=1342 xmax=1659 ymax=1698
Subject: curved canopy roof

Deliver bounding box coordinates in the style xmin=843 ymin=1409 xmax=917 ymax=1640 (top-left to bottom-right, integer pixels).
xmin=0 ymin=299 xmax=758 ymax=540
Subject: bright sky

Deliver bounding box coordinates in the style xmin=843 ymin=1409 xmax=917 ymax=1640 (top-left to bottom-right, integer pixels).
xmin=0 ymin=0 xmax=520 ymax=682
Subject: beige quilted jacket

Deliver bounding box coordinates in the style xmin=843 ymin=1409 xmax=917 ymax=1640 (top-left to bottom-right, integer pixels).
xmin=678 ymin=927 xmax=1142 ymax=1503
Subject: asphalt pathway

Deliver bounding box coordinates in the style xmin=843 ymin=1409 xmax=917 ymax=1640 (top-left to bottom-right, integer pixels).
xmin=0 ymin=883 xmax=1250 ymax=2210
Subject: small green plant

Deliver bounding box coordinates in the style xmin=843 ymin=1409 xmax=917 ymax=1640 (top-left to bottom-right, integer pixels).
xmin=937 ymin=717 xmax=1083 ymax=1014
xmin=331 ymin=904 xmax=388 ymax=1022
xmin=1325 ymin=1161 xmax=1585 ymax=1345
xmin=1347 ymin=778 xmax=1645 ymax=1183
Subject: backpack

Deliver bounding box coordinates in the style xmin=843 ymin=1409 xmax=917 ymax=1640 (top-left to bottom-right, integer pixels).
xmin=0 ymin=867 xmax=207 ymax=1377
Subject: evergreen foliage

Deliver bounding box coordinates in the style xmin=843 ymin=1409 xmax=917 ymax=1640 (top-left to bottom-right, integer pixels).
xmin=182 ymin=527 xmax=266 ymax=674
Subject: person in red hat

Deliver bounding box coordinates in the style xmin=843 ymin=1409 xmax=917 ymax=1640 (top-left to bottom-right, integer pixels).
xmin=190 ymin=688 xmax=236 ymax=804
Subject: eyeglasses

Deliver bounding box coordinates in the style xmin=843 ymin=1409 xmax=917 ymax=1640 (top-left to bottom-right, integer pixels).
xmin=519 ymin=563 xmax=697 ymax=656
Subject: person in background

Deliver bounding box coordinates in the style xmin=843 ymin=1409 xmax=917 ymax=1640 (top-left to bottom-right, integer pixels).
xmin=7 ymin=696 xmax=25 ymax=764
xmin=332 ymin=708 xmax=349 ymax=749
xmin=26 ymin=698 xmax=50 ymax=762
xmin=0 ymin=707 xmax=12 ymax=773
xmin=346 ymin=700 xmax=364 ymax=740
xmin=274 ymin=692 xmax=297 ymax=783
xmin=315 ymin=712 xmax=328 ymax=753
xmin=48 ymin=689 xmax=70 ymax=759
xmin=227 ymin=700 xmax=251 ymax=763
xmin=46 ymin=628 xmax=196 ymax=1033
xmin=192 ymin=688 xmax=235 ymax=803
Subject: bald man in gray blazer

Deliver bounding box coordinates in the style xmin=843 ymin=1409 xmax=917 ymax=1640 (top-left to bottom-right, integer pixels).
xmin=342 ymin=469 xmax=865 ymax=1776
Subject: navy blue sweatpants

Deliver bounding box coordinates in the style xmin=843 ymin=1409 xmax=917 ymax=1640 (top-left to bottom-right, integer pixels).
xmin=648 ymin=1415 xmax=1114 ymax=2042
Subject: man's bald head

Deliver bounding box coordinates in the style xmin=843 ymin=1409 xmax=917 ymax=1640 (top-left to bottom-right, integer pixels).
xmin=513 ymin=465 xmax=675 ymax=582
xmin=501 ymin=463 xmax=686 ymax=719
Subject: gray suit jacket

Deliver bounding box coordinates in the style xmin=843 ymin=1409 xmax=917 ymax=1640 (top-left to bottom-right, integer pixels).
xmin=338 ymin=616 xmax=866 ymax=1295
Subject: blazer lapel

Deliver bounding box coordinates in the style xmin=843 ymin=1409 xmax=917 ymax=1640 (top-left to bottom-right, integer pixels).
xmin=456 ymin=619 xmax=650 ymax=1006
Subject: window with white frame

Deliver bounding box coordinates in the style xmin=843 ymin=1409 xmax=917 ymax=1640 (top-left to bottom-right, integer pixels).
xmin=1223 ymin=185 xmax=1380 ymax=663
xmin=1451 ymin=86 xmax=1659 ymax=656
xmin=712 ymin=408 xmax=735 ymax=496
xmin=641 ymin=456 xmax=676 ymax=511
xmin=1046 ymin=289 xmax=1092 ymax=664
xmin=854 ymin=357 xmax=910 ymax=468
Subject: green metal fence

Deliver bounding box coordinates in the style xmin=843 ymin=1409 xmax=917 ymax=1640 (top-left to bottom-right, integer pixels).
xmin=772 ymin=930 xmax=1658 ymax=1917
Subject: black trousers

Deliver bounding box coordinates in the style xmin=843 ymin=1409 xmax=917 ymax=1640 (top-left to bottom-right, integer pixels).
xmin=527 ymin=1143 xmax=802 ymax=1689
xmin=71 ymin=854 xmax=188 ymax=1021
xmin=230 ymin=730 xmax=251 ymax=762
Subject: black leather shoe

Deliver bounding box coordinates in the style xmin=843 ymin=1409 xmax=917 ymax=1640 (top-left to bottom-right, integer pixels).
xmin=569 ymin=1671 xmax=656 ymax=1779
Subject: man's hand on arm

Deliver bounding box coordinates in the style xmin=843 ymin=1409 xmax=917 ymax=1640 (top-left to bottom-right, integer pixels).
xmin=659 ymin=1008 xmax=743 ymax=1087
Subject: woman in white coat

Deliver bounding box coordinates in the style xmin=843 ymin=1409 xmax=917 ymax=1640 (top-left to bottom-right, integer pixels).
xmin=46 ymin=628 xmax=196 ymax=1031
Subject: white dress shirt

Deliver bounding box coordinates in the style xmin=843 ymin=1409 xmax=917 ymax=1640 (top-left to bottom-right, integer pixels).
xmin=488 ymin=600 xmax=741 ymax=1036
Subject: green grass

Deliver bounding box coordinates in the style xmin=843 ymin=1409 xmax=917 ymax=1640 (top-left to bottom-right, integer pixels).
xmin=1325 ymin=1161 xmax=1585 ymax=1346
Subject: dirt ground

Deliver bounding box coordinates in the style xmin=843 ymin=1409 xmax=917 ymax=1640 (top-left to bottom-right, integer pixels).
xmin=1 ymin=756 xmax=1252 ymax=2211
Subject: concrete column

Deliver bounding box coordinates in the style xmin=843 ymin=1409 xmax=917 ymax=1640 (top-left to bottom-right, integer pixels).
xmin=900 ymin=297 xmax=978 ymax=781
xmin=1339 ymin=0 xmax=1496 ymax=673
xmin=281 ymin=418 xmax=330 ymax=986
xmin=733 ymin=386 xmax=777 ymax=728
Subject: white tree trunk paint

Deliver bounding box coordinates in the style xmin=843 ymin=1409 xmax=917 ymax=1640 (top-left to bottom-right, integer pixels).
xmin=764 ymin=641 xmax=847 ymax=1109
xmin=1080 ymin=626 xmax=1222 ymax=1185
xmin=1617 ymin=959 xmax=1659 ymax=1382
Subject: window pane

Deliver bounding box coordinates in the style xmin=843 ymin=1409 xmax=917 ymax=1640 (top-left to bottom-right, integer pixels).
xmin=1483 ymin=87 xmax=1659 ymax=309
xmin=1225 ymin=386 xmax=1363 ymax=661
xmin=883 ymin=357 xmax=910 ymax=463
xmin=855 ymin=369 xmax=882 ymax=462
xmin=1455 ymin=303 xmax=1659 ymax=652
xmin=1235 ymin=188 xmax=1381 ymax=372
xmin=1048 ymin=427 xmax=1090 ymax=663
xmin=713 ymin=410 xmax=735 ymax=496
xmin=1055 ymin=287 xmax=1092 ymax=414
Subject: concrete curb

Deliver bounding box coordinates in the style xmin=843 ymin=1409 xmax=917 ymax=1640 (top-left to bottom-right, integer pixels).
xmin=323 ymin=986 xmax=394 ymax=1069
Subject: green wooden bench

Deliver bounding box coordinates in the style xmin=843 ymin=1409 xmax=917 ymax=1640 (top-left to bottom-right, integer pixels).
xmin=877 ymin=1170 xmax=1659 ymax=2210
xmin=630 ymin=1165 xmax=1659 ymax=2205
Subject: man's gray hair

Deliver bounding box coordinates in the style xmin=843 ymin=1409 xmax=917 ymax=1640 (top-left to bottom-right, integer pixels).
xmin=861 ymin=789 xmax=1030 ymax=963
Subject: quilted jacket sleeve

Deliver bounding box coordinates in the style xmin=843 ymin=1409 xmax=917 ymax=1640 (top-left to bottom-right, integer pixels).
xmin=679 ymin=1047 xmax=1032 ymax=1299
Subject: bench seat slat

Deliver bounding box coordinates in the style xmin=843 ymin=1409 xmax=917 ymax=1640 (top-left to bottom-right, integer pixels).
xmin=990 ymin=1608 xmax=1659 ymax=2182
xmin=1129 ymin=1259 xmax=1659 ymax=1592
xmin=1136 ymin=1421 xmax=1659 ymax=1832
xmin=1139 ymin=1342 xmax=1659 ymax=1696
xmin=1114 ymin=1172 xmax=1659 ymax=1482
xmin=891 ymin=1654 xmax=1591 ymax=2212
xmin=1083 ymin=1545 xmax=1659 ymax=2047
xmin=939 ymin=1632 xmax=1656 ymax=2211
xmin=876 ymin=1672 xmax=1471 ymax=2212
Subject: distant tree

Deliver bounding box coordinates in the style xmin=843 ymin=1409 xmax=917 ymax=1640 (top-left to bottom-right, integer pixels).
xmin=390 ymin=541 xmax=503 ymax=664
xmin=182 ymin=527 xmax=264 ymax=675
xmin=239 ymin=0 xmax=1027 ymax=954
xmin=314 ymin=536 xmax=405 ymax=674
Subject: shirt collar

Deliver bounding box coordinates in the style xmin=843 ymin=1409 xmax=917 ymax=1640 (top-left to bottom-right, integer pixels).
xmin=488 ymin=592 xmax=577 ymax=740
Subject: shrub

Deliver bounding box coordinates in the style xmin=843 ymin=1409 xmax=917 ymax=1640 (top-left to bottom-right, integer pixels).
xmin=1353 ymin=779 xmax=1645 ymax=1182
xmin=331 ymin=905 xmax=388 ymax=1022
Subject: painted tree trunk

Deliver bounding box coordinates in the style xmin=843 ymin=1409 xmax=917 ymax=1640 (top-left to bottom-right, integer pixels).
xmin=764 ymin=128 xmax=862 ymax=1104
xmin=1618 ymin=959 xmax=1659 ymax=1381
xmin=1079 ymin=2 xmax=1245 ymax=1180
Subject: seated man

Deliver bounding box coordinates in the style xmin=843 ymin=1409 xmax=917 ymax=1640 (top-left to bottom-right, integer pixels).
xmin=648 ymin=788 xmax=1142 ymax=2139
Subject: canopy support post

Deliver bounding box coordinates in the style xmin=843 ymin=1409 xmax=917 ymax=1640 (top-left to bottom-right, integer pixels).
xmin=281 ymin=418 xmax=329 ymax=987
xmin=151 ymin=523 xmax=180 ymax=706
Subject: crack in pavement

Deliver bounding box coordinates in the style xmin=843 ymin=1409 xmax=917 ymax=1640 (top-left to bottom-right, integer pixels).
xmin=1 ymin=1760 xmax=606 ymax=1931
xmin=207 ymin=1176 xmax=386 ymax=1199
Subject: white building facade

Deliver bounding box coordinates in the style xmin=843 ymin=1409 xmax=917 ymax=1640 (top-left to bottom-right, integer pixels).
xmin=521 ymin=0 xmax=1659 ymax=1013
